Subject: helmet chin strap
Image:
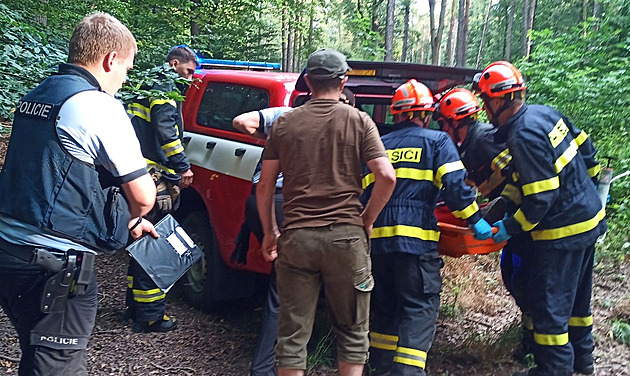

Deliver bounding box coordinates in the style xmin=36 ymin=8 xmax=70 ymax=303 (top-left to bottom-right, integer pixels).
xmin=484 ymin=92 xmax=516 ymax=127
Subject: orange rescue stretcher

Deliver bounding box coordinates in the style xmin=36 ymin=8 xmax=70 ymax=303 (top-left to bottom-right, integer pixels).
xmin=434 ymin=204 xmax=506 ymax=258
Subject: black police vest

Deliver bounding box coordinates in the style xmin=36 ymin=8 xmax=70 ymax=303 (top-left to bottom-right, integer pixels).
xmin=0 ymin=74 xmax=131 ymax=252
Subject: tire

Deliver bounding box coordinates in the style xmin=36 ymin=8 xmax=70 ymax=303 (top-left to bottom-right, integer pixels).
xmin=180 ymin=211 xmax=217 ymax=310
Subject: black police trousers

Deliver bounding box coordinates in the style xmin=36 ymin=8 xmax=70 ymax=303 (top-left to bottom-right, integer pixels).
xmin=526 ymin=243 xmax=595 ymax=376
xmin=369 ymin=251 xmax=443 ymax=376
xmin=0 ymin=247 xmax=97 ymax=376
xmin=244 ymin=189 xmax=284 ymax=376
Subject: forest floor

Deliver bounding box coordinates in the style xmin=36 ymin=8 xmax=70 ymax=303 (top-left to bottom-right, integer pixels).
xmin=0 ymin=132 xmax=628 ymax=376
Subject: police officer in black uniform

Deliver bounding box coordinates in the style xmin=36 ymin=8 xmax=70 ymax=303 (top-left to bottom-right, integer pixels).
xmin=0 ymin=13 xmax=157 ymax=375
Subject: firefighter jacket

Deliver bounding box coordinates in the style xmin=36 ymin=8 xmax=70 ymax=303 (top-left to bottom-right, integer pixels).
xmin=459 ymin=121 xmax=511 ymax=200
xmin=0 ymin=65 xmax=131 ymax=251
xmin=362 ymin=122 xmax=482 ymax=256
xmin=496 ymin=104 xmax=606 ymax=250
xmin=127 ymin=79 xmax=190 ymax=177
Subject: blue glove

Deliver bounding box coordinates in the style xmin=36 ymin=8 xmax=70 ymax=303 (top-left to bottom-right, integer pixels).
xmin=472 ymin=218 xmax=493 ymax=240
xmin=492 ymin=220 xmax=511 ymax=243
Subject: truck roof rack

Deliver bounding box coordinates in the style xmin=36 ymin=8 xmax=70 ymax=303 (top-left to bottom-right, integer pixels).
xmin=295 ymin=60 xmax=480 ymax=95
xmin=198 ymin=58 xmax=281 ymax=71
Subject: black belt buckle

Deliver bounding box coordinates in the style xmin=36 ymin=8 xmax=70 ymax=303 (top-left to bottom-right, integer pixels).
xmin=40 ymin=254 xmax=77 ymax=313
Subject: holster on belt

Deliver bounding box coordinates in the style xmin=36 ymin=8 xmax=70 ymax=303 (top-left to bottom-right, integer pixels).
xmin=35 ymin=249 xmax=95 ymax=313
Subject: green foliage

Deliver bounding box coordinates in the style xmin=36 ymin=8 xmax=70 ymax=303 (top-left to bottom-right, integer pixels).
xmin=306 ymin=327 xmax=335 ymax=372
xmin=521 ymin=8 xmax=630 ymax=264
xmin=117 ymin=64 xmax=189 ymax=105
xmin=611 ymin=319 xmax=630 ymax=346
xmin=0 ymin=4 xmax=67 ymax=121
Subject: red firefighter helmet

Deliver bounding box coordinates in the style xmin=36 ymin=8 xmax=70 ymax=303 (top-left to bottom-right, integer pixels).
xmin=474 ymin=61 xmax=526 ymax=98
xmin=390 ymin=79 xmax=435 ymax=115
xmin=437 ymin=88 xmax=482 ymax=120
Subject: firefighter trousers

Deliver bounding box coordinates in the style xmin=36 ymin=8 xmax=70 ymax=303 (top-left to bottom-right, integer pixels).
xmin=527 ymin=243 xmax=595 ymax=376
xmin=126 ymin=258 xmax=166 ymax=322
xmin=501 ymin=233 xmax=535 ymax=355
xmin=369 ymin=251 xmax=443 ymax=376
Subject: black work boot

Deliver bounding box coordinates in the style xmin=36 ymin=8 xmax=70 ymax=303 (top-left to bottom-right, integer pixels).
xmin=133 ymin=314 xmax=178 ymax=333
xmin=574 ymin=354 xmax=595 ymax=375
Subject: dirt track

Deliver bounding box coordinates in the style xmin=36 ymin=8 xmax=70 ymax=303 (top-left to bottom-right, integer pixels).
xmin=0 ymin=132 xmax=628 ymax=375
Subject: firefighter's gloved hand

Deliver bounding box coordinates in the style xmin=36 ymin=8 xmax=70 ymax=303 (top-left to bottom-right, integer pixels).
xmin=471 ymin=218 xmax=493 ymax=240
xmin=492 ymin=220 xmax=511 ymax=243
xmin=156 ymin=192 xmax=173 ymax=212
xmin=155 ymin=180 xmax=173 ymax=212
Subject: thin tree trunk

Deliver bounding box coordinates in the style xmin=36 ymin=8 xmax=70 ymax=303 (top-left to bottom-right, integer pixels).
xmin=429 ymin=0 xmax=437 ymax=63
xmin=520 ymin=0 xmax=529 ymax=57
xmin=505 ymin=0 xmax=515 ymax=60
xmin=385 ymin=0 xmax=395 ymax=61
xmin=307 ymin=2 xmax=314 ymax=53
xmin=402 ymin=1 xmax=410 ymax=62
xmin=436 ymin=0 xmax=447 ymax=65
xmin=287 ymin=22 xmax=294 ymax=72
xmin=476 ymin=0 xmax=492 ymax=68
xmin=524 ymin=0 xmax=536 ymax=59
xmin=593 ymin=1 xmax=601 ymax=18
xmin=446 ymin=0 xmax=457 ymax=66
xmin=455 ymin=0 xmax=470 ymax=67
xmin=282 ymin=7 xmax=288 ymax=71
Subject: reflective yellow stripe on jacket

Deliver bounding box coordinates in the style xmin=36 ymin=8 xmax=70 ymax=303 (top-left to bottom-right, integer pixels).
xmin=371 ymin=225 xmax=440 ymax=242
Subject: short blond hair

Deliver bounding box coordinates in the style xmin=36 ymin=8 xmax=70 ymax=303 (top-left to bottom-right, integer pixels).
xmin=68 ymin=12 xmax=136 ymax=65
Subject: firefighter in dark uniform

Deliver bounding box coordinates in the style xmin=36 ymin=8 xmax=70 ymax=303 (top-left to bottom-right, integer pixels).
xmin=476 ymin=61 xmax=606 ymax=376
xmin=0 ymin=13 xmax=157 ymax=375
xmin=434 ymin=88 xmax=537 ymax=361
xmin=363 ymin=79 xmax=494 ymax=376
xmin=125 ymin=45 xmax=198 ymax=333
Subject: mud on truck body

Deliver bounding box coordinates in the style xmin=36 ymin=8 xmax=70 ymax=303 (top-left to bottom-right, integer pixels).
xmin=175 ymin=61 xmax=480 ymax=311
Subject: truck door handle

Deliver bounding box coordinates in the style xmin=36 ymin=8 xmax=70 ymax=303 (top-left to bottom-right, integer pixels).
xmin=206 ymin=141 xmax=217 ymax=149
xmin=234 ymin=148 xmax=246 ymax=157
xmin=183 ymin=136 xmax=191 ymax=145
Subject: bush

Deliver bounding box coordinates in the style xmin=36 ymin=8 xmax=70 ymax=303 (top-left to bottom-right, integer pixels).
xmin=0 ymin=5 xmax=67 ymax=122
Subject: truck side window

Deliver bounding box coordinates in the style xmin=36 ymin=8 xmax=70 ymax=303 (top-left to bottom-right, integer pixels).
xmin=196 ymin=83 xmax=270 ymax=132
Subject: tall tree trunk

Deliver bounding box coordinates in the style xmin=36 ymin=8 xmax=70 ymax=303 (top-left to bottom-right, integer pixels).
xmin=429 ymin=0 xmax=437 ymax=63
xmin=455 ymin=0 xmax=470 ymax=67
xmin=428 ymin=0 xmax=447 ymax=65
xmin=520 ymin=0 xmax=529 ymax=57
xmin=436 ymin=0 xmax=447 ymax=65
xmin=307 ymin=2 xmax=314 ymax=53
xmin=282 ymin=7 xmax=288 ymax=71
xmin=446 ymin=0 xmax=457 ymax=66
xmin=287 ymin=22 xmax=294 ymax=72
xmin=524 ymin=0 xmax=536 ymax=59
xmin=190 ymin=0 xmax=201 ymax=37
xmin=505 ymin=0 xmax=515 ymax=60
xmin=385 ymin=0 xmax=395 ymax=61
xmin=593 ymin=1 xmax=601 ymax=18
xmin=476 ymin=0 xmax=492 ymax=68
xmin=402 ymin=1 xmax=410 ymax=62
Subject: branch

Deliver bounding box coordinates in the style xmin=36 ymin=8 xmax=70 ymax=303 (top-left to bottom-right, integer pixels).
xmin=0 ymin=354 xmax=20 ymax=363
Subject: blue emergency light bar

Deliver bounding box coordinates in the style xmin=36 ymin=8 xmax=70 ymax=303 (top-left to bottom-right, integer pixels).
xmin=197 ymin=58 xmax=281 ymax=71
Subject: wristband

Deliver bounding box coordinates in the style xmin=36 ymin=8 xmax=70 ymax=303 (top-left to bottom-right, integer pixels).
xmin=129 ymin=217 xmax=143 ymax=232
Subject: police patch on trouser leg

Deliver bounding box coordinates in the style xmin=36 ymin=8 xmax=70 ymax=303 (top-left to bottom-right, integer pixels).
xmin=30 ymin=270 xmax=98 ymax=351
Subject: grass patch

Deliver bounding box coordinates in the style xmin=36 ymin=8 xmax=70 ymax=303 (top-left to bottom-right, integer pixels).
xmin=611 ymin=319 xmax=630 ymax=346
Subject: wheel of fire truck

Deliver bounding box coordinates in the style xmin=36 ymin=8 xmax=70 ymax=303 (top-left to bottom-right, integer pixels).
xmin=180 ymin=210 xmax=218 ymax=311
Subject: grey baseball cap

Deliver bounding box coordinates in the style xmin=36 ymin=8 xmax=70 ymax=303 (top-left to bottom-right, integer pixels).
xmin=306 ymin=48 xmax=351 ymax=80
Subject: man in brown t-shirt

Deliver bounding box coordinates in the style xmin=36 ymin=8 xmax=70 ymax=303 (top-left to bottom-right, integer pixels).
xmin=257 ymin=49 xmax=396 ymax=376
